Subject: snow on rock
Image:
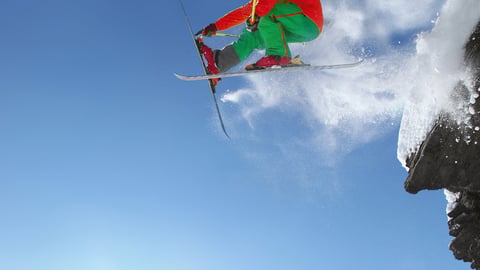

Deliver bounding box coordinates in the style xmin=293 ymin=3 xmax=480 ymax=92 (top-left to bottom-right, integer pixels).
xmin=445 ymin=189 xmax=460 ymax=219
xmin=396 ymin=0 xmax=480 ymax=167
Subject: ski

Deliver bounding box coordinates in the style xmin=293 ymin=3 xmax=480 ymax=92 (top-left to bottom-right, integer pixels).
xmin=175 ymin=59 xmax=364 ymax=81
xmin=178 ymin=0 xmax=230 ymax=138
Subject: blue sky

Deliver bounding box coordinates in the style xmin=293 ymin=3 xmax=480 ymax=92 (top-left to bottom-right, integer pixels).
xmin=0 ymin=0 xmax=469 ymax=269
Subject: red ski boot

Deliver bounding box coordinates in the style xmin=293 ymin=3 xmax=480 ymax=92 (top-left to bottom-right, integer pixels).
xmin=245 ymin=55 xmax=292 ymax=70
xmin=198 ymin=40 xmax=220 ymax=86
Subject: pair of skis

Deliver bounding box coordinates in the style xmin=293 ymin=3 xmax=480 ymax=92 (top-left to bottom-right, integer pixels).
xmin=177 ymin=0 xmax=363 ymax=138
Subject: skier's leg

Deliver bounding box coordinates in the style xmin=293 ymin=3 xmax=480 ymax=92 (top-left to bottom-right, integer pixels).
xmin=212 ymin=29 xmax=264 ymax=73
xmin=231 ymin=29 xmax=265 ymax=61
xmin=214 ymin=45 xmax=241 ymax=73
xmin=259 ymin=2 xmax=320 ymax=54
xmin=257 ymin=13 xmax=290 ymax=57
xmin=274 ymin=5 xmax=319 ymax=43
xmin=242 ymin=2 xmax=310 ymax=69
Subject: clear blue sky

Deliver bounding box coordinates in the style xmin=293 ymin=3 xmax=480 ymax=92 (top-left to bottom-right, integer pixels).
xmin=0 ymin=0 xmax=467 ymax=269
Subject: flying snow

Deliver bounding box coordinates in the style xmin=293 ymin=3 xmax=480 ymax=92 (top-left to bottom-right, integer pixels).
xmin=221 ymin=0 xmax=445 ymax=155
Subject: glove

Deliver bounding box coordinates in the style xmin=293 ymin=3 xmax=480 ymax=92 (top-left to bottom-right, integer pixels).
xmin=197 ymin=23 xmax=217 ymax=37
xmin=246 ymin=16 xmax=260 ymax=32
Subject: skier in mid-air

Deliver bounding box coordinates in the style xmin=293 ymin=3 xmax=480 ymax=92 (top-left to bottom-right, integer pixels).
xmin=197 ymin=0 xmax=324 ymax=78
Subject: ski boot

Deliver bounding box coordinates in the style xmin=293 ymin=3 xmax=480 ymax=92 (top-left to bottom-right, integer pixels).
xmin=196 ymin=38 xmax=220 ymax=87
xmin=245 ymin=55 xmax=292 ymax=71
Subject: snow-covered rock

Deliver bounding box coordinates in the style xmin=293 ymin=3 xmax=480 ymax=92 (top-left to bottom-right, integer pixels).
xmin=401 ymin=16 xmax=480 ymax=270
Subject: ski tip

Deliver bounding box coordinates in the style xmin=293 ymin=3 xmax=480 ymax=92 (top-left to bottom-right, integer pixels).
xmin=174 ymin=73 xmax=188 ymax=80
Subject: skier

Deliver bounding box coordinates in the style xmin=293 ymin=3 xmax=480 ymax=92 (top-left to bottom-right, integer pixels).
xmin=197 ymin=0 xmax=324 ymax=78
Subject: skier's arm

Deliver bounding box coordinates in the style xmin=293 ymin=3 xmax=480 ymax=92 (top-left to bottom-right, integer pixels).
xmin=215 ymin=0 xmax=277 ymax=31
xmin=214 ymin=2 xmax=253 ymax=31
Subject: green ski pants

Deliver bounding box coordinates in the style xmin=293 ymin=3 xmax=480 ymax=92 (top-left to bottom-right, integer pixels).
xmin=232 ymin=2 xmax=320 ymax=60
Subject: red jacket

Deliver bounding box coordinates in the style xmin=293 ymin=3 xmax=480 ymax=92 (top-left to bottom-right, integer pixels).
xmin=215 ymin=0 xmax=323 ymax=32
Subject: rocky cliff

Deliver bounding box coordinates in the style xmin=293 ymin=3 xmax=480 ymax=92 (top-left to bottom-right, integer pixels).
xmin=404 ymin=21 xmax=480 ymax=269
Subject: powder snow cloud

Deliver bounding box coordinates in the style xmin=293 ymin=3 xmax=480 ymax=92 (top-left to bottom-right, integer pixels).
xmin=221 ymin=0 xmax=444 ymax=155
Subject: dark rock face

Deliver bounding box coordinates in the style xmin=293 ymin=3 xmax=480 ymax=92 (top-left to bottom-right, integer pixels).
xmin=404 ymin=21 xmax=480 ymax=269
xmin=448 ymin=192 xmax=480 ymax=269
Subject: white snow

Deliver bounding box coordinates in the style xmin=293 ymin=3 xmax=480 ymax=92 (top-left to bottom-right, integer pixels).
xmin=397 ymin=0 xmax=480 ymax=167
xmin=444 ymin=189 xmax=460 ymax=220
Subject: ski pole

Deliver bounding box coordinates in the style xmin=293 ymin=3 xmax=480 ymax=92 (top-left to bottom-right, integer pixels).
xmin=194 ymin=30 xmax=238 ymax=38
xmin=215 ymin=32 xmax=239 ymax=37
xmin=250 ymin=0 xmax=258 ymax=25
